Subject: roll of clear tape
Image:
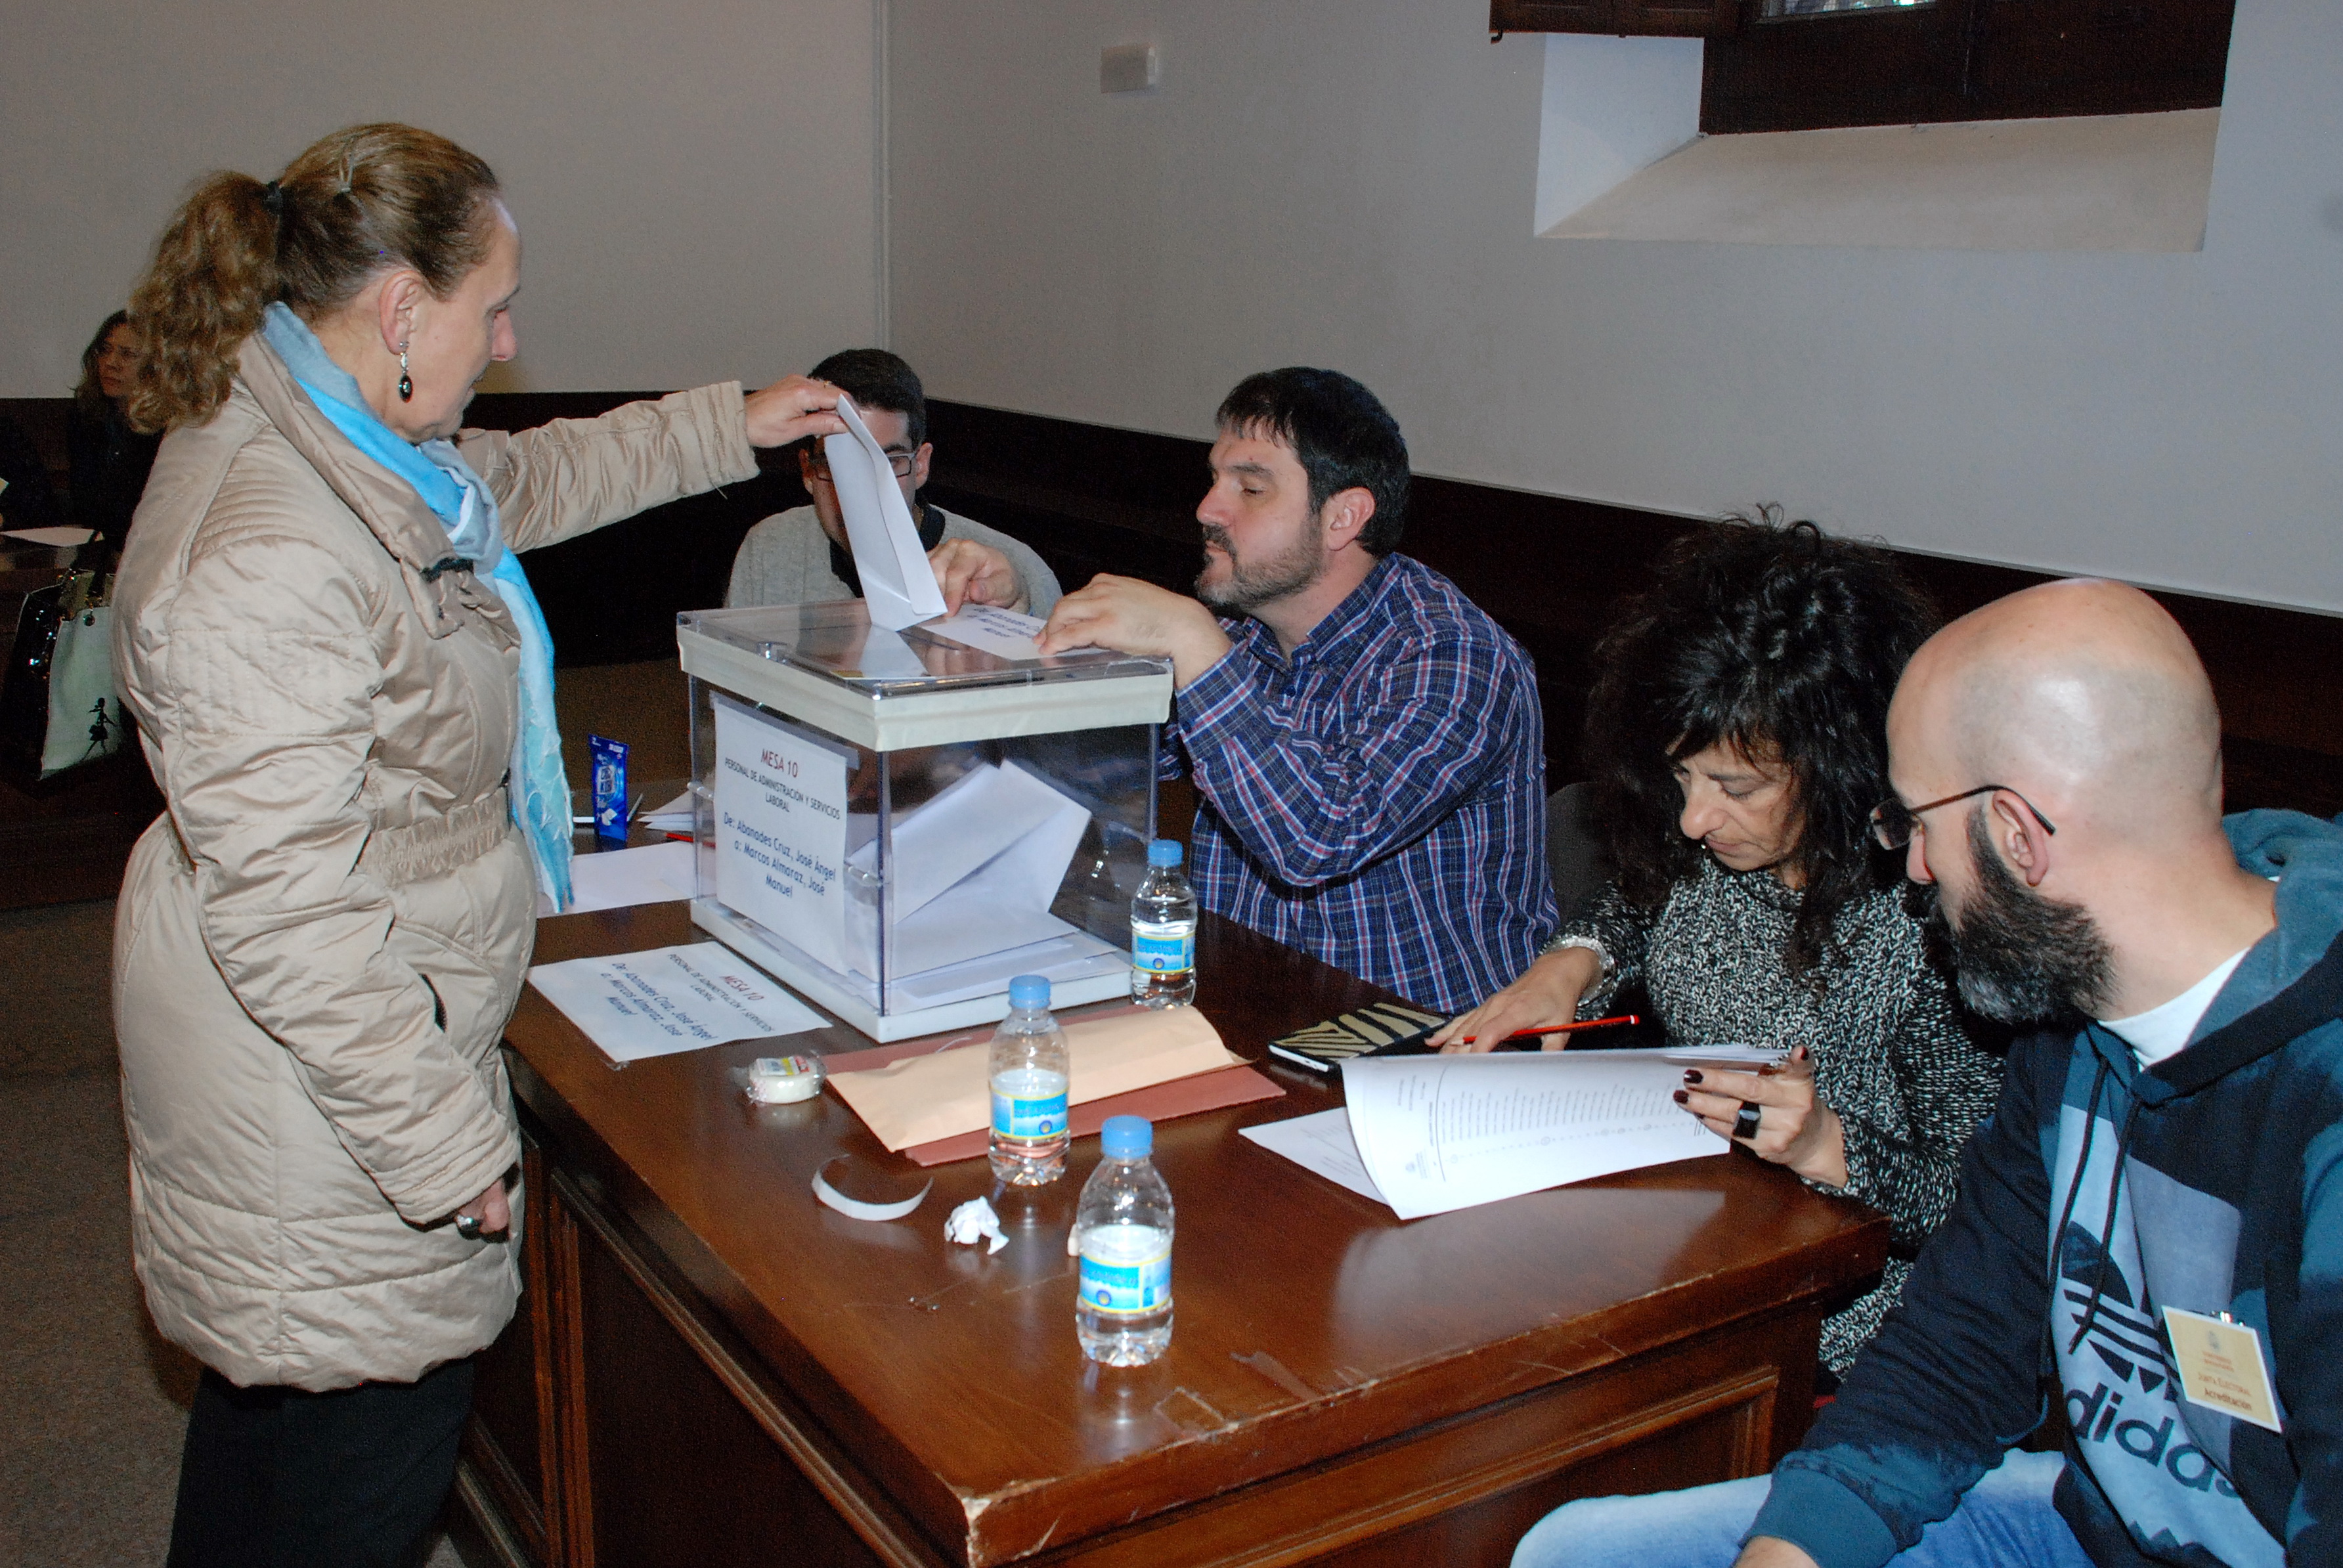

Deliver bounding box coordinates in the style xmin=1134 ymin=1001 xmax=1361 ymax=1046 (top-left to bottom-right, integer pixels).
xmin=812 ymin=1158 xmax=931 ymax=1221
xmin=747 ymin=1055 xmax=825 ymax=1104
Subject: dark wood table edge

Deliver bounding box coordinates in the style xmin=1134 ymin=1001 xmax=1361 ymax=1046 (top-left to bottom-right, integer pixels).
xmin=502 ymin=1030 xmax=1891 ymax=1567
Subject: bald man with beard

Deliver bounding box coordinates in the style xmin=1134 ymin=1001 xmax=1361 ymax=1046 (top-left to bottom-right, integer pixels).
xmin=1512 ymin=580 xmax=2343 ymax=1568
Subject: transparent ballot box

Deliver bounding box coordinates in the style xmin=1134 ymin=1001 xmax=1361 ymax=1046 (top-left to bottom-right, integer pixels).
xmin=678 ymin=601 xmax=1173 ymax=1041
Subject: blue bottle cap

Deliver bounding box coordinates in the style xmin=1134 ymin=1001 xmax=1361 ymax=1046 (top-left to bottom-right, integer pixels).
xmin=1101 ymin=1115 xmax=1152 ymax=1158
xmin=1148 ymin=839 xmax=1184 ymax=869
xmin=1007 ymin=974 xmax=1050 ymax=1009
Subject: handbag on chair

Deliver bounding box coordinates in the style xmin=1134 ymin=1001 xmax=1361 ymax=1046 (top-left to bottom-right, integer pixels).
xmin=0 ymin=567 xmax=128 ymax=781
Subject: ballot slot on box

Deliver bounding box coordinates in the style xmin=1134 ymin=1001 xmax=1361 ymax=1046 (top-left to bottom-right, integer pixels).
xmin=677 ymin=600 xmax=1172 ymax=1041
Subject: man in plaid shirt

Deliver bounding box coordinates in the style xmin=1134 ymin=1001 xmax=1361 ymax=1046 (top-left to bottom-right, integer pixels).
xmin=1040 ymin=368 xmax=1555 ymax=1011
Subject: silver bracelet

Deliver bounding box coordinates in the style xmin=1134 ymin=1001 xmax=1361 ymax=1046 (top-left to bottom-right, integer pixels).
xmin=1541 ymin=933 xmax=1614 ymax=980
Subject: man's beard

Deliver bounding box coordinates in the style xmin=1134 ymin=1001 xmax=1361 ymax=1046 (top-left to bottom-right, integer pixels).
xmin=1927 ymin=811 xmax=2116 ymax=1026
xmin=1196 ymin=523 xmax=1325 ymax=615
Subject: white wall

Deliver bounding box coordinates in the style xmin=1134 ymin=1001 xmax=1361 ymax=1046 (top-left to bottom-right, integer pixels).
xmin=886 ymin=0 xmax=2343 ymax=615
xmin=1 ymin=0 xmax=882 ymax=397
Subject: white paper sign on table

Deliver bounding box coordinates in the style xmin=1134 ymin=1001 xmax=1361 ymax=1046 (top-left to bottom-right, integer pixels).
xmin=1315 ymin=1049 xmax=1726 ymax=1221
xmin=824 ymin=395 xmax=946 ymax=632
xmin=711 ymin=695 xmax=852 ymax=971
xmin=3 ymin=525 xmax=97 ymax=546
xmin=527 ymin=943 xmax=823 ymax=1064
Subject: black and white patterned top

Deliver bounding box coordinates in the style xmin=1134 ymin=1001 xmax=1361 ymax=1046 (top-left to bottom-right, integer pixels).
xmin=1566 ymin=858 xmax=2005 ymax=1372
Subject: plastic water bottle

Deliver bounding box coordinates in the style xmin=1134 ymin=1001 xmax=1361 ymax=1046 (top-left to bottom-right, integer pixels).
xmin=1076 ymin=1116 xmax=1175 ymax=1365
xmin=1129 ymin=839 xmax=1198 ymax=1007
xmin=989 ymin=974 xmax=1070 ymax=1185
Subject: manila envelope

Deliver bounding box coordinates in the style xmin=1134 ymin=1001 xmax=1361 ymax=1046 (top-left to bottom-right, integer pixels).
xmin=827 ymin=1007 xmax=1244 ymax=1152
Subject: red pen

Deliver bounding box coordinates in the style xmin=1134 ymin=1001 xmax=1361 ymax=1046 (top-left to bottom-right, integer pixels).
xmin=1458 ymin=1013 xmax=1640 ymax=1046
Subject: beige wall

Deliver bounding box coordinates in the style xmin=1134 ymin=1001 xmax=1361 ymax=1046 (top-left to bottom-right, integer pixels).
xmin=885 ymin=0 xmax=2343 ymax=615
xmin=1 ymin=0 xmax=882 ymax=398
xmin=16 ymin=0 xmax=2338 ymax=612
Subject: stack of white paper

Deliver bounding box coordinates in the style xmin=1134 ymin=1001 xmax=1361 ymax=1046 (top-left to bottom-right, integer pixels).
xmin=640 ymin=789 xmax=697 ymax=835
xmin=1242 ymin=1049 xmax=1727 ymax=1220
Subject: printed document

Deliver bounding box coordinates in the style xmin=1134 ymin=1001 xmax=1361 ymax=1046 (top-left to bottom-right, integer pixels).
xmin=1240 ymin=1108 xmax=1388 ymax=1204
xmin=921 ymin=605 xmax=1047 ymax=662
xmin=1248 ymin=1050 xmax=1726 ymax=1220
xmin=916 ymin=603 xmax=1095 ymax=663
xmin=527 ymin=942 xmax=823 ymax=1063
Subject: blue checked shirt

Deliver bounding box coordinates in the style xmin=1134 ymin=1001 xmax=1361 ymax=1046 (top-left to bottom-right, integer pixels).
xmin=1162 ymin=554 xmax=1556 ymax=1011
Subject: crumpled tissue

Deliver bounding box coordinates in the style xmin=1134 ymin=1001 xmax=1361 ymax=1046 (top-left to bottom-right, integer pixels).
xmin=944 ymin=1196 xmax=1007 ymax=1255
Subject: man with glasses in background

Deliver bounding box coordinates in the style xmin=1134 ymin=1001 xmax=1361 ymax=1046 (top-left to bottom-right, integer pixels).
xmin=1514 ymin=577 xmax=2343 ymax=1568
xmin=726 ymin=348 xmax=1060 ymax=615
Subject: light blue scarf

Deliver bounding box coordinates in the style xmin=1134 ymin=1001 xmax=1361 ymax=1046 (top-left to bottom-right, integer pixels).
xmin=261 ymin=303 xmax=573 ymax=910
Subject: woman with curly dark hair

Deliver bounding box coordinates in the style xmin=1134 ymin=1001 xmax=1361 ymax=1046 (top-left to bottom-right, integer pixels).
xmin=1434 ymin=516 xmax=2003 ymax=1374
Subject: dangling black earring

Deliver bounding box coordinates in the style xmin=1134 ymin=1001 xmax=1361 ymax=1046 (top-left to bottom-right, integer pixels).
xmin=397 ymin=342 xmax=413 ymax=402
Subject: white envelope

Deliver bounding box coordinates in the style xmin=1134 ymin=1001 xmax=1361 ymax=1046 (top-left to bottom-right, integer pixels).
xmin=823 ymin=395 xmax=947 ymax=631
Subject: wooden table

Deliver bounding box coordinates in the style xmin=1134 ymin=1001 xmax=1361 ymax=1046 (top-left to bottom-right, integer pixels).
xmin=468 ymin=901 xmax=1887 ymax=1568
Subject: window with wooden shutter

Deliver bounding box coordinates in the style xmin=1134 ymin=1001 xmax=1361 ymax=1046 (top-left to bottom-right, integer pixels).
xmin=1492 ymin=0 xmax=2235 ymax=135
xmin=1491 ymin=0 xmax=1739 ymax=38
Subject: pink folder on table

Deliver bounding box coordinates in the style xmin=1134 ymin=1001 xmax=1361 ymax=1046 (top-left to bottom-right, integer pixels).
xmin=823 ymin=1005 xmax=1284 ymax=1167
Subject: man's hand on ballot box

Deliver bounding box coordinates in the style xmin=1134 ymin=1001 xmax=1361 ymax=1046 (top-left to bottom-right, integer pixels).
xmin=929 ymin=536 xmax=1026 ymax=615
xmin=1040 ymin=574 xmax=1232 ymax=688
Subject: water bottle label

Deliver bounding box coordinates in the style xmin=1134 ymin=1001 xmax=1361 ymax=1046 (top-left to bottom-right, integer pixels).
xmin=991 ymin=1088 xmax=1068 ymax=1143
xmin=1131 ymin=923 xmax=1194 ymax=976
xmin=1080 ymin=1249 xmax=1172 ymax=1315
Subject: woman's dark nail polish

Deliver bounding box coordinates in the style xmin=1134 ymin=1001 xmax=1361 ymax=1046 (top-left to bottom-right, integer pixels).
xmin=1683 ymin=1070 xmax=1703 ymax=1085
xmin=1672 ymin=1089 xmax=1689 ymax=1105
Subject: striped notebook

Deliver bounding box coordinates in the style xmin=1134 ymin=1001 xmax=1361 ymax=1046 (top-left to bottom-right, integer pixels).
xmin=1265 ymin=1001 xmax=1448 ymax=1074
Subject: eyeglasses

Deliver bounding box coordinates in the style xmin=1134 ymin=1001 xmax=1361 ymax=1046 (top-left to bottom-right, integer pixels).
xmin=806 ymin=448 xmax=917 ymax=480
xmin=1869 ymin=785 xmax=2059 ymax=850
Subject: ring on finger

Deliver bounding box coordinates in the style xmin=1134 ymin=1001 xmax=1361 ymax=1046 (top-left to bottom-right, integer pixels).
xmin=1732 ymin=1102 xmax=1763 ymax=1141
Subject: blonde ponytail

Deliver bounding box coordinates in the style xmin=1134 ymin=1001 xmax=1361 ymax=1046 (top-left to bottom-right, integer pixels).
xmin=125 ymin=124 xmax=501 ymax=433
xmin=125 ymin=173 xmax=279 ymax=432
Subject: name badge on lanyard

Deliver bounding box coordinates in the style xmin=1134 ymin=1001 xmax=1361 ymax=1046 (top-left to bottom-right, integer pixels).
xmin=2161 ymin=1306 xmax=2283 ymax=1432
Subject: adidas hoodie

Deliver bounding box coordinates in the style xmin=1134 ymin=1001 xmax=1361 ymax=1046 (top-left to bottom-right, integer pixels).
xmin=1748 ymin=810 xmax=2343 ymax=1567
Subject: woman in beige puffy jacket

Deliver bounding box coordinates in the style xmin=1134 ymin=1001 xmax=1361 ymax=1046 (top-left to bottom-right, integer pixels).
xmin=110 ymin=123 xmax=844 ymax=1567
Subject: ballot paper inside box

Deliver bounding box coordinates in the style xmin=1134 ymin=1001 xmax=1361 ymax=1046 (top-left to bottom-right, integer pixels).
xmin=677 ymin=599 xmax=1173 ymax=1041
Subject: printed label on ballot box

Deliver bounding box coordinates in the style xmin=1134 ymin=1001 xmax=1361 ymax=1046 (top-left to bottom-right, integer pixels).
xmin=711 ymin=694 xmax=853 ymax=972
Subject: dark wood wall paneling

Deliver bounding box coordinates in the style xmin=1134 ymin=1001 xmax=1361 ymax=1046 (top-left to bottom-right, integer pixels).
xmin=912 ymin=400 xmax=2343 ymax=819
xmin=5 ymin=389 xmax=2338 ymax=905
